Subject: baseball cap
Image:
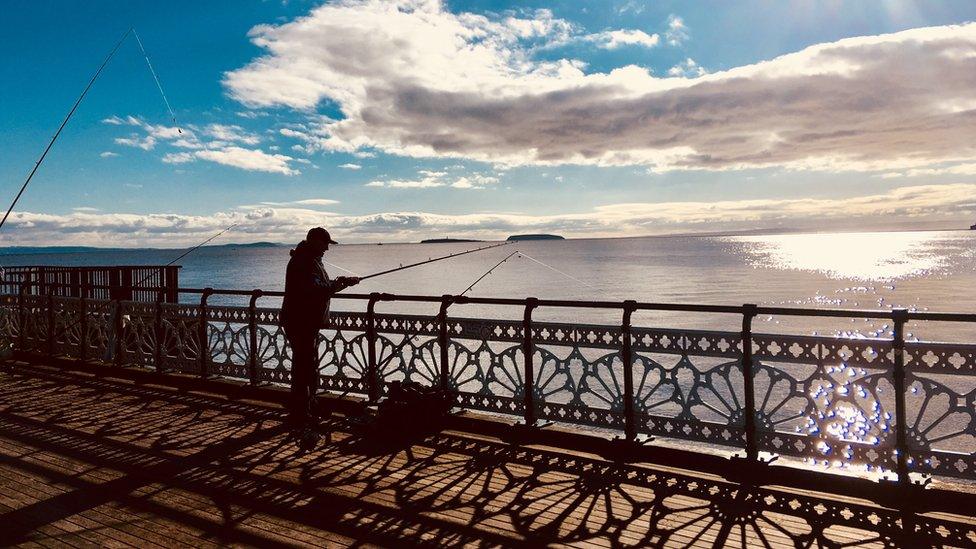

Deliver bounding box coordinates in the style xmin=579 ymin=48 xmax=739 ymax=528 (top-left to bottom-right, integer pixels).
xmin=307 ymin=227 xmax=339 ymax=245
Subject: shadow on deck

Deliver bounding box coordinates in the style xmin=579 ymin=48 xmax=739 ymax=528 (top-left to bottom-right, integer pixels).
xmin=1 ymin=362 xmax=975 ymax=548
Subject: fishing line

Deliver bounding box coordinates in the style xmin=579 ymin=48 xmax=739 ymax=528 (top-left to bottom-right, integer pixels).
xmin=1 ymin=28 xmax=181 ymax=234
xmin=323 ymin=260 xmax=360 ymax=277
xmin=0 ymin=28 xmax=132 ymax=233
xmin=516 ymin=251 xmax=597 ymax=289
xmin=359 ymin=241 xmax=510 ymax=281
xmin=132 ymin=29 xmax=181 ymax=132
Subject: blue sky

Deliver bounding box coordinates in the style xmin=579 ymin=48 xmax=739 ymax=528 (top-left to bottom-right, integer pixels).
xmin=2 ymin=0 xmax=976 ymax=246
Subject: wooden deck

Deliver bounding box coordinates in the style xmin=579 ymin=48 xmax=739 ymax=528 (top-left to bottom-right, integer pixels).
xmin=1 ymin=363 xmax=975 ymax=548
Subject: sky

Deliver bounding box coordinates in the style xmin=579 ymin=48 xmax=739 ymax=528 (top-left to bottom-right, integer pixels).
xmin=2 ymin=0 xmax=976 ymax=246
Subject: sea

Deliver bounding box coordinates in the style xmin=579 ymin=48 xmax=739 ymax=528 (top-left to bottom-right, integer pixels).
xmin=3 ymin=229 xmax=975 ymax=342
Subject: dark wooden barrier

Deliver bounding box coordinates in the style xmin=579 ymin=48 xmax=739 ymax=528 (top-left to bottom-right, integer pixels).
xmin=1 ymin=265 xmax=180 ymax=303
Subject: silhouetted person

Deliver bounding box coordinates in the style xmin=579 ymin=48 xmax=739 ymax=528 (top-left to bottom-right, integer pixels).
xmin=282 ymin=227 xmax=359 ymax=433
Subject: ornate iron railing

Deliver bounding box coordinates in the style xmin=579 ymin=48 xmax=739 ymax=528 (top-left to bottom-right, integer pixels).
xmin=2 ymin=284 xmax=976 ymax=486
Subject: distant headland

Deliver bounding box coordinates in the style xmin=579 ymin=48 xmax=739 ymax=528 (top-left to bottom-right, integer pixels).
xmin=506 ymin=234 xmax=565 ymax=241
xmin=420 ymin=238 xmax=484 ymax=244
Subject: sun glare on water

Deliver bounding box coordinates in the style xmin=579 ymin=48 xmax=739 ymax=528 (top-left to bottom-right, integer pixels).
xmin=726 ymin=232 xmax=950 ymax=280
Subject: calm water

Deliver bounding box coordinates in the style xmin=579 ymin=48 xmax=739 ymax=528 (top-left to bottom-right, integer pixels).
xmin=4 ymin=230 xmax=975 ymax=341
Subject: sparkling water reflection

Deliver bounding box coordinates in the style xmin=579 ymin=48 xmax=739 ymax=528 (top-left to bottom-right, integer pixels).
xmin=725 ymin=232 xmax=954 ymax=280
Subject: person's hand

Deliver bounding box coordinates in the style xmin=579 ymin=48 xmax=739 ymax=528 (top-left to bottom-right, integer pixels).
xmin=336 ymin=276 xmax=360 ymax=289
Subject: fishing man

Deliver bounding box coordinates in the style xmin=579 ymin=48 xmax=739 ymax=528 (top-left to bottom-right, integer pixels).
xmin=281 ymin=227 xmax=359 ymax=431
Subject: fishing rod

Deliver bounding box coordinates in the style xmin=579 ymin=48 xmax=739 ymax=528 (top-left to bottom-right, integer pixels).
xmin=0 ymin=29 xmax=132 ymax=232
xmin=41 ymin=222 xmax=240 ymax=349
xmin=459 ymin=250 xmax=520 ymax=295
xmin=359 ymin=241 xmax=510 ymax=281
xmin=1 ymin=28 xmax=179 ymax=233
xmin=373 ymin=246 xmax=520 ymax=373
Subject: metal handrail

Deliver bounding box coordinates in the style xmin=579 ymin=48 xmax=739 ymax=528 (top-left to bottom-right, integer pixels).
xmin=10 ymin=281 xmax=976 ymax=322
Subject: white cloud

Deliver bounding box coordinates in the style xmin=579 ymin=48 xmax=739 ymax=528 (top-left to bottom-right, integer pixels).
xmin=103 ymin=114 xmax=301 ymax=175
xmin=880 ymin=162 xmax=976 ymax=178
xmin=292 ymin=198 xmax=340 ymax=206
xmin=114 ymin=135 xmax=156 ymax=151
xmin=665 ymin=14 xmax=688 ymax=46
xmin=0 ymin=183 xmax=972 ymax=246
xmin=367 ymin=170 xmax=497 ymax=189
xmin=366 ymin=178 xmax=444 ymax=189
xmin=223 ymin=2 xmax=976 ymax=173
xmin=99 ymin=151 xmax=119 ymax=158
xmin=338 ymin=163 xmax=362 ymax=170
xmin=667 ymin=58 xmax=706 ymax=78
xmin=71 ymin=207 xmax=100 ymax=212
xmin=617 ymin=1 xmax=645 ymax=15
xmin=244 ymin=198 xmax=339 ymax=209
xmin=205 ymin=124 xmax=261 ymax=145
xmin=587 ymin=29 xmax=659 ymax=49
xmin=162 ymin=152 xmax=195 ymax=164
xmin=194 ymin=147 xmax=300 ymax=175
xmin=451 ymin=174 xmax=498 ymax=189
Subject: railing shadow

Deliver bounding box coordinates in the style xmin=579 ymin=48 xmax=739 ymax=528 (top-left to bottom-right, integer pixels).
xmin=1 ymin=365 xmax=974 ymax=547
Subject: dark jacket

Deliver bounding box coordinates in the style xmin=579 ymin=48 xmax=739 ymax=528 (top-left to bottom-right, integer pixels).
xmin=281 ymin=240 xmax=343 ymax=332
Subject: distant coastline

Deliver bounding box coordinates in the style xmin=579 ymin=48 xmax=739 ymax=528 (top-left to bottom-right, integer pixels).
xmin=507 ymin=234 xmax=565 ymax=241
xmin=420 ymin=238 xmax=484 ymax=244
xmin=0 ymin=241 xmax=282 ymax=256
xmin=0 ymin=225 xmax=971 ymax=254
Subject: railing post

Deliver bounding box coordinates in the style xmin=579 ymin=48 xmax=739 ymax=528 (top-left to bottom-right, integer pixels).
xmin=78 ymin=289 xmax=88 ymax=362
xmin=522 ymin=298 xmax=539 ymax=426
xmin=891 ymin=308 xmax=910 ymax=487
xmin=741 ymin=303 xmax=759 ymax=461
xmin=247 ymin=289 xmax=263 ymax=385
xmin=621 ymin=300 xmax=638 ymax=441
xmin=365 ymin=293 xmax=381 ymax=402
xmin=111 ymin=298 xmax=124 ymax=367
xmin=438 ymin=295 xmax=454 ymax=393
xmin=153 ymin=289 xmax=165 ymax=372
xmin=46 ymin=288 xmax=55 ymax=357
xmin=18 ymin=282 xmax=28 ymax=352
xmin=198 ymin=288 xmax=213 ymax=378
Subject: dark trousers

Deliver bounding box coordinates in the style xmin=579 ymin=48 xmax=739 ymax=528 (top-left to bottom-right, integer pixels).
xmin=284 ymin=325 xmax=319 ymax=425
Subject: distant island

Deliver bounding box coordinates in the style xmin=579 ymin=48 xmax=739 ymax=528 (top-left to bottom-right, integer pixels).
xmin=506 ymin=234 xmax=565 ymax=241
xmin=420 ymin=238 xmax=484 ymax=243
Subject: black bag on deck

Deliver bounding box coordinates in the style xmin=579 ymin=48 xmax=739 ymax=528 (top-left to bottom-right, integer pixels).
xmin=374 ymin=381 xmax=452 ymax=436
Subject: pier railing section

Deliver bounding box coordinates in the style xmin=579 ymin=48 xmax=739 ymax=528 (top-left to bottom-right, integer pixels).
xmin=2 ymin=283 xmax=976 ymax=486
xmin=1 ymin=265 xmax=180 ymax=303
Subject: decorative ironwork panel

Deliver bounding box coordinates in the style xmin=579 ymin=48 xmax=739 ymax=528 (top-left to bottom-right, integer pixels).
xmin=906 ymin=341 xmax=976 ymax=374
xmin=158 ymin=303 xmax=202 ymax=373
xmin=0 ymin=295 xmax=19 ymax=345
xmin=900 ymin=371 xmax=976 ymax=479
xmin=117 ymin=301 xmax=157 ymax=368
xmin=445 ymin=339 xmax=524 ymax=416
xmin=752 ymin=334 xmax=897 ymax=473
xmin=316 ymin=329 xmax=368 ymax=394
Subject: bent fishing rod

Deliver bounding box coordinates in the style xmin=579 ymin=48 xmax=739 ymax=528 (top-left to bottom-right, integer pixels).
xmin=0 ymin=28 xmax=178 ymax=233
xmin=372 ymin=247 xmax=520 ymax=372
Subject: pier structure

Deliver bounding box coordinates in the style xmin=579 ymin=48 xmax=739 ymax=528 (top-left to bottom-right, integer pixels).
xmin=2 ymin=282 xmax=976 ymax=546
